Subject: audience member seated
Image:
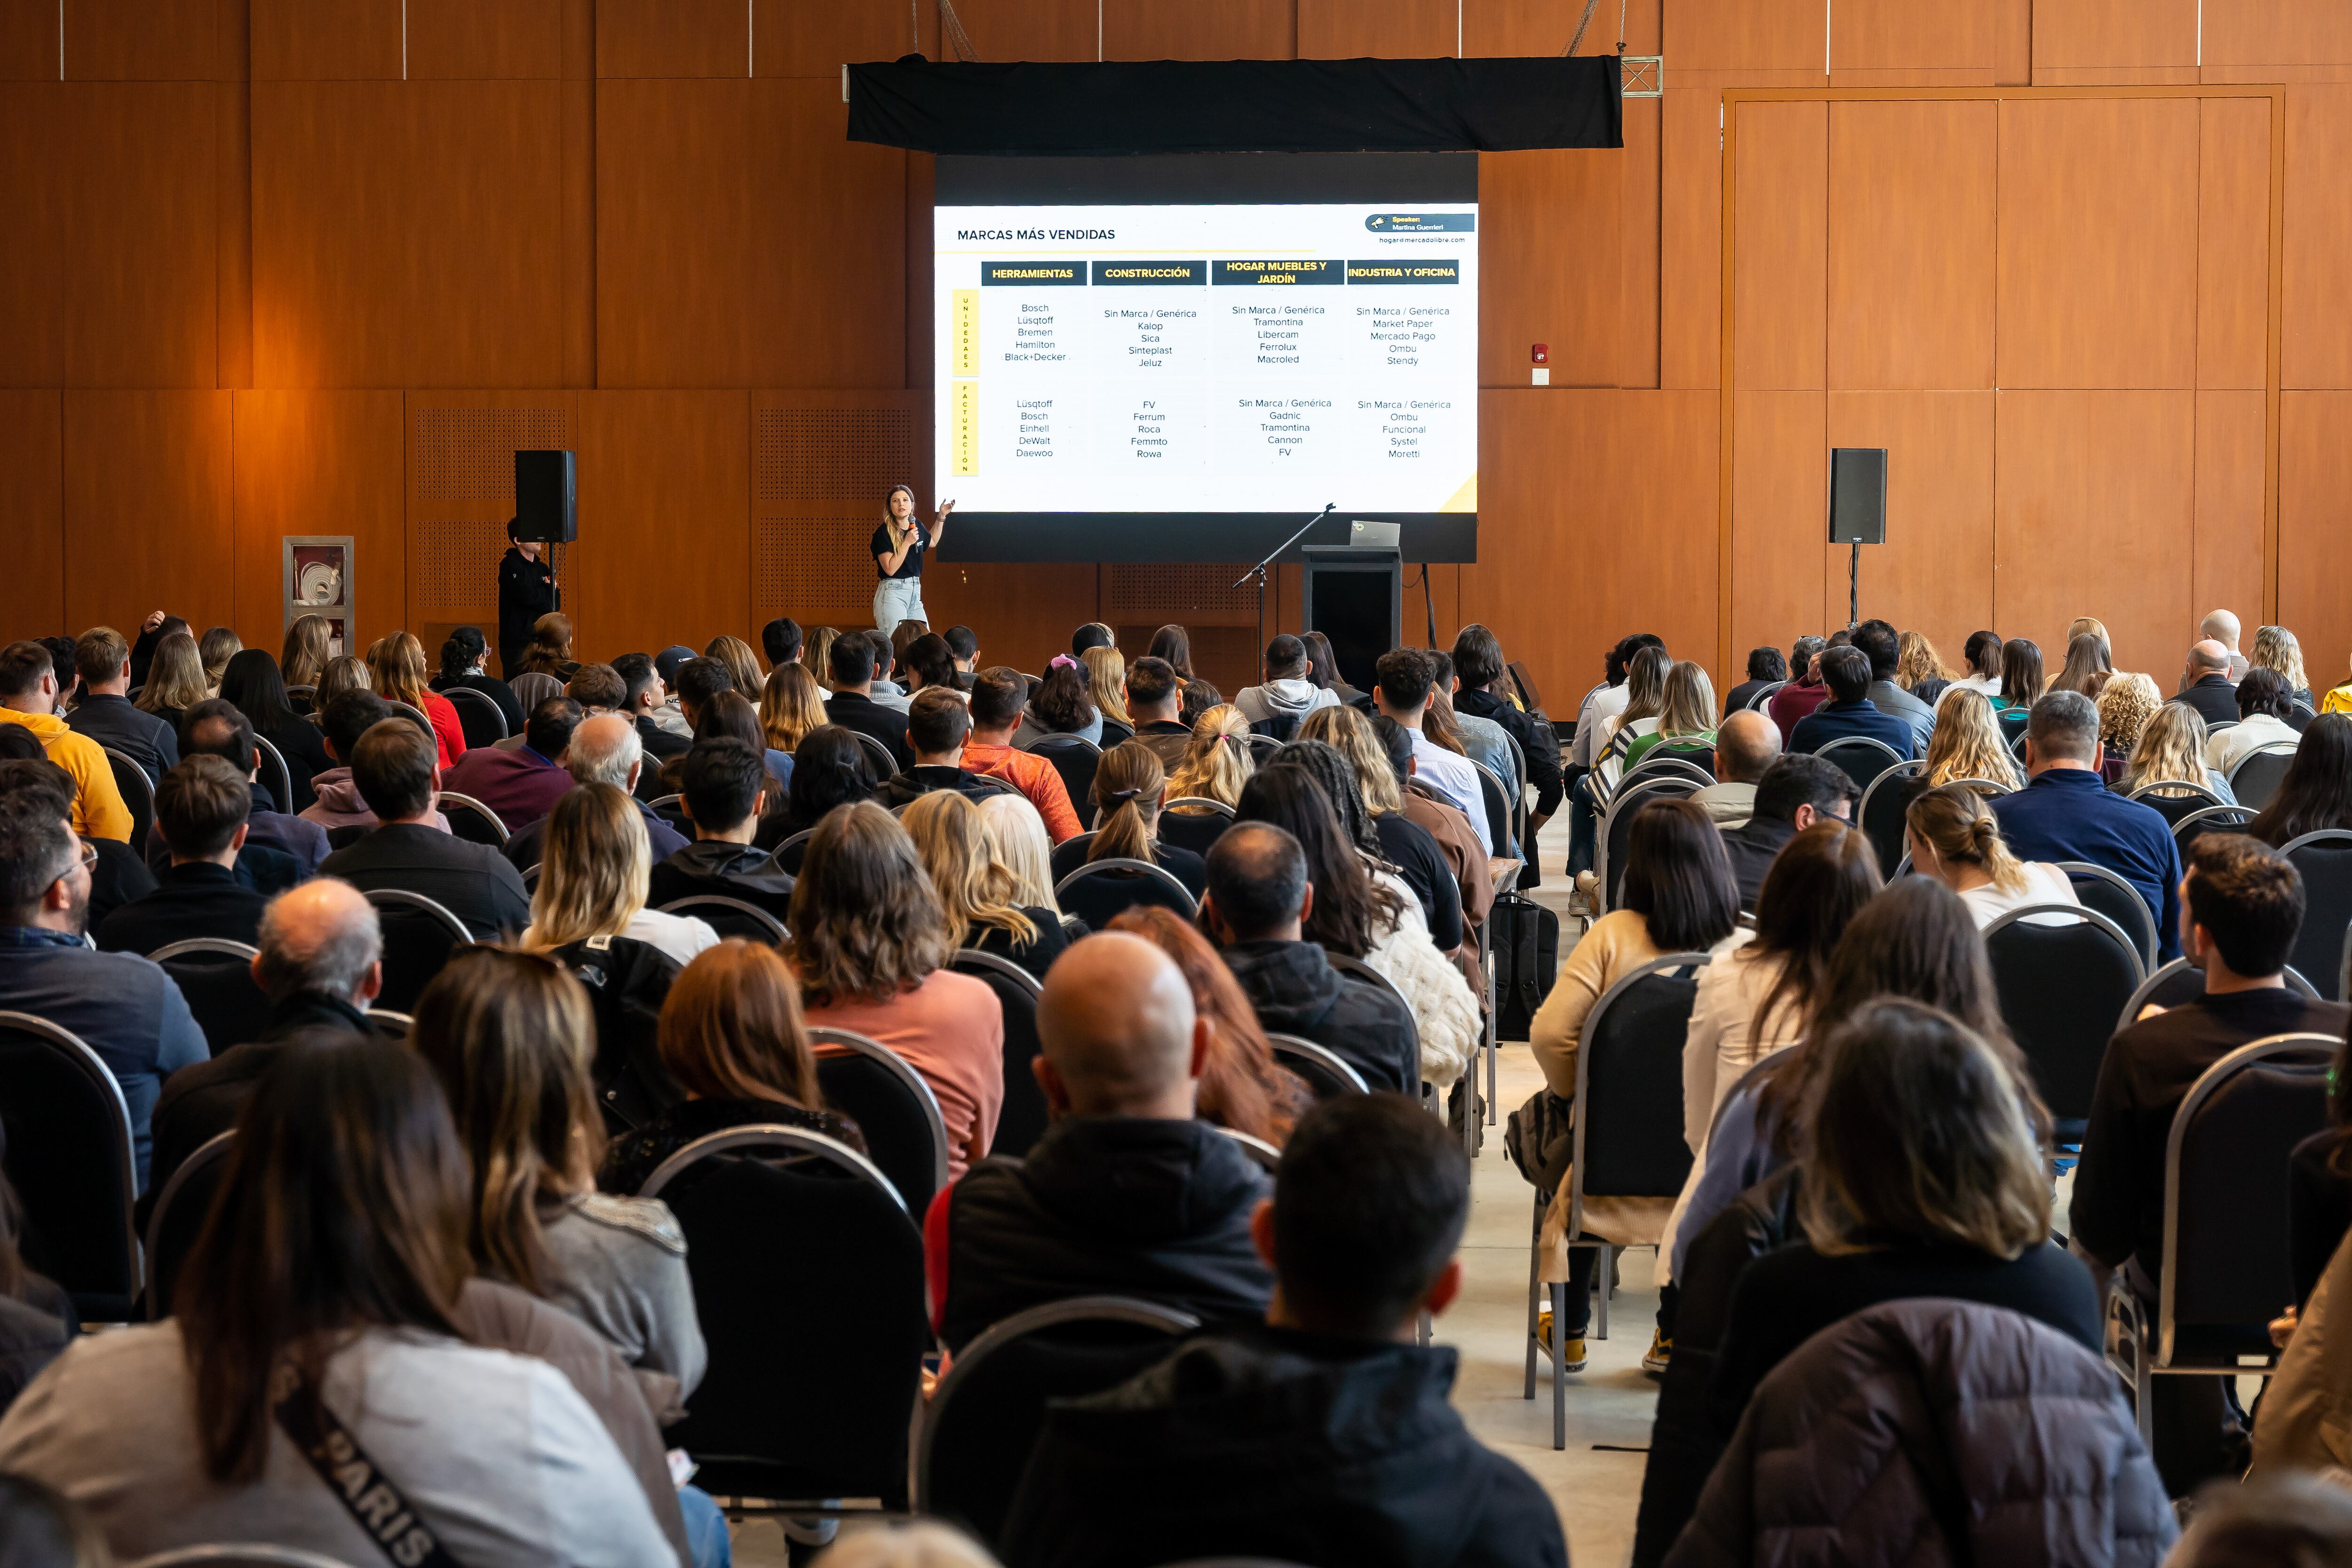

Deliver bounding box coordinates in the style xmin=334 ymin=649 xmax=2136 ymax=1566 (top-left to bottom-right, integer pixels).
xmin=173 ymin=699 xmax=326 ymax=886
xmin=0 ymin=747 xmax=150 ymax=930
xmin=2207 ymin=665 xmax=2303 ymax=776
xmin=135 ymin=629 xmax=207 ymax=737
xmin=1764 ymin=635 xmax=1830 ymax=736
xmin=1012 ymin=658 xmax=1103 ymax=751
xmin=646 ymin=738 xmax=796 ymax=925
xmin=904 ymin=790 xmax=1066 ymax=981
xmin=317 ymin=718 xmax=531 ymax=938
xmin=1050 ymin=741 xmax=1208 ymax=896
xmin=1375 ymin=648 xmax=1492 ymax=856
xmin=1716 ymin=753 xmax=1857 ymax=912
xmin=1166 ymin=702 xmax=1255 ymax=808
xmin=940 ymin=623 xmax=978 ymax=689
xmin=1120 ymin=655 xmax=1191 ymax=769
xmin=2251 ymin=712 xmax=2352 ymax=847
xmin=1001 ymin=1093 xmax=1566 ymax=1568
xmin=2098 ymin=671 xmax=2162 ymax=776
xmin=1586 ymin=641 xmax=1665 ymax=784
xmin=1848 ymin=618 xmax=1936 ymax=750
xmin=876 ymin=689 xmax=1012 ymax=811
xmin=302 ymin=689 xmax=434 ymax=834
xmin=312 ymin=652 xmax=372 ymax=713
xmin=601 ymin=939 xmax=866 ymax=1194
xmin=925 ymin=930 xmax=1273 ymax=1353
xmin=2176 ymin=638 xmax=2241 ymax=726
xmin=1787 ymin=644 xmax=1917 ymax=761
xmin=2049 ymin=629 xmax=2115 ymax=699
xmin=705 ymin=634 xmax=765 ymax=703
xmin=1232 ymin=633 xmax=1338 ymax=737
xmin=413 ymin=947 xmax=706 ymax=1394
xmin=1722 ymin=644 xmax=1787 ymax=717
xmin=0 ymin=1038 xmax=682 ymax=1566
xmin=958 ymin=667 xmax=1081 ymax=842
xmin=1905 ymin=782 xmax=2079 ymax=927
xmin=1621 ymin=661 xmax=1719 ymax=774
xmin=2071 ymin=832 xmax=2348 ymax=1489
xmin=522 ymin=783 xmax=718 ymax=970
xmin=564 ymin=659 xmax=628 ymax=723
xmin=1526 ymin=797 xmax=1738 ymax=1371
xmin=1991 ymin=637 xmax=2042 ymax=718
xmin=1992 ymin=691 xmax=2182 ymax=959
xmin=1918 ymin=686 xmax=2023 ymax=790
xmin=1427 ymin=651 xmax=1514 ymax=808
xmin=2118 ymin=698 xmax=2232 ymax=803
xmin=145 ymin=880 xmax=381 ymax=1205
xmin=502 ymin=713 xmax=687 ymax=871
xmin=671 ymin=688 xmax=791 ymax=801
xmin=2196 ymin=608 xmax=2252 ymax=682
xmin=1308 ymin=708 xmax=1473 ymax=954
xmin=365 ymin=632 xmax=468 ymax=771
xmin=769 ymin=725 xmax=876 ymax=847
xmin=430 ymin=624 xmax=526 ymax=737
xmin=1202 ymin=823 xmax=1418 ymax=1094
xmin=900 ymin=633 xmax=961 ymax=700
xmin=437 ymin=694 xmax=581 ymax=832
xmin=0 ymin=640 xmax=130 ymax=841
xmin=94 ymin=756 xmax=270 ymax=954
xmin=1952 ymin=628 xmax=2003 ymax=696
xmin=1894 ymin=628 xmax=1955 ymax=708
xmin=218 ymin=648 xmax=333 ymax=814
xmin=821 ymin=634 xmax=912 ymax=770
xmin=613 ymin=651 xmax=689 ymax=764
xmin=1082 ymin=644 xmax=1134 ymax=748
xmin=1071 ymin=621 xmax=1115 ymax=660
xmin=2254 ymin=622 xmax=2317 ymax=713
xmin=0 ymin=789 xmax=203 ymax=1190
xmin=979 ymin=793 xmax=1064 ymax=919
xmin=1689 ymin=709 xmax=1779 ymax=826
xmin=1108 ymin=906 xmax=1311 ymax=1148
xmin=792 ymin=802 xmax=1003 ymax=1178
xmin=63 ymin=626 xmax=176 ymax=784
xmin=759 ymin=661 xmax=826 ymax=757
xmin=1454 ymin=624 xmax=1564 ymax=829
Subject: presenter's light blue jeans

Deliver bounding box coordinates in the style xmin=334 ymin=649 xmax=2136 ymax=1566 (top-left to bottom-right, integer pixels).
xmin=874 ymin=576 xmax=927 ymax=636
xmin=679 ymin=1484 xmax=733 ymax=1568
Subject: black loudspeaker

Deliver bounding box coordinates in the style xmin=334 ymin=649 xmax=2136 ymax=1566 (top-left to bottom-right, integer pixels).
xmin=1828 ymin=447 xmax=1887 ymax=544
xmin=513 ymin=450 xmax=577 ymax=543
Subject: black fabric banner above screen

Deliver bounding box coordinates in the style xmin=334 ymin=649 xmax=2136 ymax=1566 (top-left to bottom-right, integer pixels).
xmin=848 ymin=56 xmax=1622 ymax=157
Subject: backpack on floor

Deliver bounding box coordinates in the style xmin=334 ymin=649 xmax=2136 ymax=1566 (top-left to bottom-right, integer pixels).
xmin=1493 ymin=894 xmax=1560 ymax=1042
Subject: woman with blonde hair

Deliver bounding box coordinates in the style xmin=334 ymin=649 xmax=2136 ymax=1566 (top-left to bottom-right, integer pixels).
xmin=1922 ymin=687 xmax=2023 ymax=788
xmin=1166 ymin=703 xmax=1254 ymax=807
xmin=1905 ymin=782 xmax=2077 ymax=927
xmin=903 ymin=790 xmax=1065 ymax=980
xmin=2254 ymin=624 xmax=2314 ymax=710
xmin=760 ymin=662 xmax=827 ymax=753
xmin=1108 ymin=905 xmax=1311 ymax=1147
xmin=518 ymin=612 xmax=576 ymax=680
xmin=1894 ymin=630 xmax=1955 ymax=705
xmin=280 ymin=613 xmax=334 ymax=693
xmin=2094 ymin=671 xmax=2161 ymax=766
xmin=1621 ymin=660 xmax=1717 ymax=772
xmin=311 ymin=652 xmax=370 ymax=713
xmin=2119 ymin=700 xmax=2233 ymax=801
xmin=197 ymin=626 xmax=241 ymax=695
xmin=2047 ymin=631 xmax=2113 ymax=698
xmin=1083 ymin=644 xmax=1133 ymax=744
xmin=1596 ymin=644 xmax=1673 ymax=789
xmin=704 ymin=635 xmax=763 ymax=699
xmin=978 ymin=792 xmax=1061 ymax=914
xmin=367 ymin=629 xmax=468 ymax=767
xmin=523 ymin=783 xmax=719 ymax=968
xmin=134 ymin=630 xmax=206 ymax=730
xmin=1050 ymin=741 xmax=1208 ymax=897
xmin=803 ymin=625 xmax=840 ymax=693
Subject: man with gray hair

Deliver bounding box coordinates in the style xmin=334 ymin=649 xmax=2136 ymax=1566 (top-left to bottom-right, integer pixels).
xmin=501 ymin=711 xmax=688 ymax=871
xmin=1992 ymin=689 xmax=2182 ymax=959
xmin=143 ymin=878 xmax=382 ymax=1209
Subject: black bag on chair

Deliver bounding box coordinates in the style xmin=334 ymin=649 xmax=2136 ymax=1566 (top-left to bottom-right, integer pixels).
xmin=551 ymin=934 xmax=685 ymax=1133
xmin=1493 ymin=895 xmax=1559 ymax=1042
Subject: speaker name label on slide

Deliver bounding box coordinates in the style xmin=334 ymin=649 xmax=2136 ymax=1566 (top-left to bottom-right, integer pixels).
xmin=935 ymin=201 xmax=1476 ymax=513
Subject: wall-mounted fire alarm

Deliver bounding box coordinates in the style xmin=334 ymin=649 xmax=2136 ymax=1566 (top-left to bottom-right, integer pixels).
xmin=1531 ymin=344 xmax=1549 ymax=364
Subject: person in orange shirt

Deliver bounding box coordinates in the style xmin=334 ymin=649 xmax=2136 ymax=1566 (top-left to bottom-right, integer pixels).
xmin=0 ymin=640 xmax=132 ymax=841
xmin=957 ymin=666 xmax=1084 ymax=844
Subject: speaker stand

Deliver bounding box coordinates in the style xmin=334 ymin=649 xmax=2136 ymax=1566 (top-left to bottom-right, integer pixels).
xmin=1846 ymin=539 xmax=1859 ymax=628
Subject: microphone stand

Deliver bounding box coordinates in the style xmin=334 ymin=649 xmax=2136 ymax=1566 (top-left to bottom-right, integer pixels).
xmin=1232 ymin=503 xmax=1336 ymax=664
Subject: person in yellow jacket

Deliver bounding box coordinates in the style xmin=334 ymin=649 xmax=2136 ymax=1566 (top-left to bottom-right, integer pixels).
xmin=0 ymin=640 xmax=132 ymax=842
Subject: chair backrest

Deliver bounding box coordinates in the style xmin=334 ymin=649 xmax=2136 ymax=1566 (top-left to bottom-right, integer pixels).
xmin=1159 ymin=799 xmax=1235 ymax=860
xmin=2130 ymin=778 xmax=2226 ymax=814
xmin=2226 ymin=744 xmax=2301 ymax=812
xmin=1597 ymin=777 xmax=1701 ymax=914
xmin=850 ymin=730 xmax=899 ymax=779
xmin=1026 ymin=733 xmax=1103 ymax=828
xmin=104 ymin=747 xmax=155 ymax=851
xmin=151 ymin=940 xmax=272 ymax=1056
xmin=387 ymin=699 xmax=434 ymax=738
xmin=1856 ymin=761 xmax=1924 ymax=877
xmin=1265 ymin=1033 xmax=1368 ymax=1098
xmin=638 ymin=1126 xmax=927 ymax=1510
xmin=2161 ymin=1034 xmax=2335 ymax=1363
xmin=1055 ymin=856 xmax=1199 ymax=928
xmin=2117 ymin=956 xmax=2320 ymax=1033
xmin=1943 ymin=775 xmax=2017 ymax=797
xmin=773 ymin=827 xmax=815 ymax=876
xmin=644 ymin=793 xmax=691 ymax=837
xmin=1470 ymin=760 xmax=1514 ymax=857
xmin=1244 ymin=734 xmax=1284 ymax=767
xmin=360 ymin=888 xmax=474 ymax=1014
xmin=1325 ymin=951 xmax=1416 ymax=1033
xmin=122 ymin=1547 xmax=364 ymax=1568
xmin=143 ymin=1129 xmax=234 ymax=1320
xmin=657 ymin=895 xmax=786 ymax=947
xmin=519 ymin=862 xmax=542 ymax=894
xmin=2169 ymin=802 xmax=2257 ymax=857
xmin=250 ymin=733 xmax=293 ymax=816
xmin=809 ymin=1027 xmax=951 ymax=1214
xmin=1216 ymin=1125 xmax=1280 ymax=1173
xmin=2284 ymin=831 xmax=2352 ymax=1001
xmin=0 ymin=1012 xmax=139 ymax=1321
xmin=509 ymin=670 xmax=563 ymax=711
xmin=1981 ymin=904 xmax=2146 ymax=1137
xmin=1570 ymin=955 xmax=1708 ymax=1226
xmin=1611 ymin=755 xmax=1714 ymax=800
xmin=917 ymin=1296 xmax=1199 ymax=1550
xmin=365 ymin=1009 xmax=413 ymax=1038
xmin=2058 ymin=861 xmax=2161 ymax=972
xmin=1745 ymin=680 xmax=1786 ymax=712
xmin=436 ymin=791 xmax=509 ymax=847
xmin=1813 ymin=735 xmax=1907 ymax=794
xmin=948 ymin=949 xmax=1051 ymax=1158
xmin=440 ymin=684 xmax=508 ymax=747
xmin=284 ymin=681 xmax=316 ymax=711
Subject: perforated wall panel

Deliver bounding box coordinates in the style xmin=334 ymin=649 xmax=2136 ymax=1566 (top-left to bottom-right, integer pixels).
xmin=1107 ymin=563 xmax=1258 ymax=624
xmin=415 ymin=520 xmax=513 ymax=617
xmin=415 ymin=408 xmax=570 ymax=503
xmin=753 ymin=406 xmax=919 ymax=623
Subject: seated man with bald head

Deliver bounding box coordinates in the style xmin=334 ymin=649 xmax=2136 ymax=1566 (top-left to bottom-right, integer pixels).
xmin=2176 ymin=637 xmax=2242 ymax=727
xmin=923 ymin=931 xmax=1273 ymax=1354
xmin=1690 ymin=709 xmax=1781 ymax=828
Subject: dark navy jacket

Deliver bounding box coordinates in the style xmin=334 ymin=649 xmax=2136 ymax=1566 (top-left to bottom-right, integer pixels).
xmin=1787 ymin=697 xmax=1919 ymax=761
xmin=1992 ymin=767 xmax=2184 ymax=960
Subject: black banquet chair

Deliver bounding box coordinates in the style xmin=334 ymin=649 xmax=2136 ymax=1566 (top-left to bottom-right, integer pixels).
xmin=550 ymin=934 xmax=685 ymax=1134
xmin=1056 ymin=858 xmax=1198 ymax=930
xmin=2118 ymin=956 xmax=2320 ymax=1033
xmin=437 ymin=792 xmax=509 ymax=848
xmin=2058 ymin=861 xmax=2161 ymax=974
xmin=1266 ymin=1033 xmax=1368 ymax=1099
xmin=104 ymin=747 xmax=155 ymax=854
xmin=361 ymin=888 xmax=475 ymax=1014
xmin=1856 ymin=761 xmax=1924 ymax=878
xmin=1812 ymin=735 xmax=1907 ymax=796
xmin=1158 ymin=798 xmax=1235 ymax=860
xmin=773 ymin=828 xmax=816 ymax=877
xmin=642 ymin=1125 xmax=928 ymax=1514
xmin=1026 ymin=734 xmax=1102 ymax=829
xmin=0 ymin=1012 xmax=141 ymax=1322
xmin=657 ymin=895 xmax=787 ymax=947
xmin=440 ymin=685 xmax=509 ymax=749
xmin=2225 ymin=744 xmax=2301 ymax=813
xmin=148 ymin=938 xmax=270 ymax=1056
xmin=142 ymin=1129 xmax=233 ymax=1321
xmin=1596 ymin=777 xmax=1699 ymax=915
xmin=2283 ymin=830 xmax=2352 ymax=1001
xmin=2169 ymin=802 xmax=2255 ymax=857
xmin=808 ymin=1027 xmax=952 ymax=1215
xmin=951 ymin=949 xmax=1050 ymax=1159
xmin=1981 ymin=904 xmax=2145 ymax=1142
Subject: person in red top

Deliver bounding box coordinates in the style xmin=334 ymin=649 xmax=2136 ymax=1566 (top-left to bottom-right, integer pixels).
xmin=958 ymin=666 xmax=1084 ymax=844
xmin=367 ymin=631 xmax=468 ymax=770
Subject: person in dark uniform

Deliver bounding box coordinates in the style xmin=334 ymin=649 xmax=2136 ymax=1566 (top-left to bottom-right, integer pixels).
xmin=496 ymin=520 xmax=558 ymax=679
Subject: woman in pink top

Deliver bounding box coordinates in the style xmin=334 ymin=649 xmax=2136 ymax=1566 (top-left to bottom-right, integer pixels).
xmin=791 ymin=801 xmax=1004 ymax=1177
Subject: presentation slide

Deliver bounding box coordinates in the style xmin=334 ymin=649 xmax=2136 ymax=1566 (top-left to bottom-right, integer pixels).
xmin=932 ymin=154 xmax=1478 ymax=562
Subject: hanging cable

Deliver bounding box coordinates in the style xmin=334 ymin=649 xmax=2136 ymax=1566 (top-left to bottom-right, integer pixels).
xmin=938 ymin=0 xmax=980 ymax=62
xmin=1562 ymin=0 xmax=1602 ymax=55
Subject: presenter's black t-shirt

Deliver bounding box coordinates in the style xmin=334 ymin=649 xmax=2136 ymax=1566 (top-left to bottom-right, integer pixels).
xmin=873 ymin=524 xmax=924 ymax=581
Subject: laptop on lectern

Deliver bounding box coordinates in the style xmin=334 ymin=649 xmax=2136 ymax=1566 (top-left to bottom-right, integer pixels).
xmin=1349 ymin=520 xmax=1401 ymax=550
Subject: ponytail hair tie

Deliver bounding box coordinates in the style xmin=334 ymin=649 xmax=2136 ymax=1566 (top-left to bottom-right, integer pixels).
xmin=1048 ymin=654 xmax=1079 ymax=673
xmin=1105 ymin=786 xmax=1143 ymax=802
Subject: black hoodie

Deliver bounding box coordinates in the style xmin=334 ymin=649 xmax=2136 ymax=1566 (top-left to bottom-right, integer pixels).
xmin=1221 ymin=940 xmax=1419 ymax=1095
xmin=931 ymin=1117 xmax=1271 ymax=1353
xmin=646 ymin=839 xmax=797 ymax=923
xmin=1001 ymin=1322 xmax=1567 ymax=1568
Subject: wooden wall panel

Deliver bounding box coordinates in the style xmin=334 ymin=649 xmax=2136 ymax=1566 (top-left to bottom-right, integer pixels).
xmin=597 ymin=0 xmax=746 ymax=79
xmin=2031 ymin=0 xmax=2198 ymax=84
xmin=1464 ymin=0 xmax=1607 ymax=58
xmin=595 ymin=81 xmax=752 ymax=385
xmin=2198 ymin=97 xmax=2272 ymax=389
xmin=1669 ymin=0 xmax=1823 ymax=83
xmin=1827 ymin=99 xmax=1994 ymax=390
xmin=1994 ymin=390 xmax=2193 ymax=675
xmin=2192 ymin=391 xmax=2267 ymax=640
xmin=2203 ymin=2 xmax=2352 ymax=73
xmin=752 ymin=81 xmax=907 ymax=389
xmin=1823 ymin=391 xmax=1995 ymax=661
xmin=925 ymin=563 xmax=1104 ymax=679
xmin=67 ymin=0 xmax=217 ymax=79
xmin=756 ymin=0 xmax=920 ymax=76
xmin=253 ymin=81 xmax=565 ymax=387
xmin=573 ymin=391 xmax=751 ymax=662
xmin=0 ymin=86 xmax=65 ymax=384
xmin=1660 ymin=87 xmax=1721 ymax=389
xmin=1829 ymin=0 xmax=1994 ymax=85
xmin=1728 ymin=390 xmax=1825 ymax=660
xmin=230 ymin=391 xmax=405 ymax=652
xmin=2284 ymin=87 xmax=2352 ymax=388
xmin=1104 ymin=0 xmax=1293 ymax=61
xmin=0 ymin=0 xmax=58 ymax=79
xmin=401 ymin=390 xmax=578 ymax=638
xmin=1298 ymin=0 xmax=1454 ymax=59
xmin=407 ymin=0 xmax=561 ymax=80
xmin=1478 ymin=150 xmax=1618 ymax=387
xmin=0 ymin=391 xmax=64 ymax=641
xmin=67 ymin=83 xmax=218 ymax=387
xmin=1620 ymin=97 xmax=1661 ymax=388
xmin=2280 ymin=392 xmax=2352 ymax=685
xmin=1996 ymin=98 xmax=2197 ymax=390
xmin=62 ymin=390 xmax=235 ymax=635
xmin=1731 ymin=100 xmax=1824 ymax=389
xmin=251 ymin=0 xmax=400 ymax=79
xmin=935 ymin=0 xmax=1100 ymax=63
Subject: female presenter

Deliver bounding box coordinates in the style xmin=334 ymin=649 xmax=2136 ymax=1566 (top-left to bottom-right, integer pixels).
xmin=873 ymin=484 xmax=952 ymax=636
